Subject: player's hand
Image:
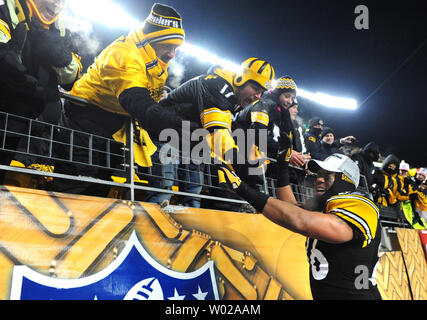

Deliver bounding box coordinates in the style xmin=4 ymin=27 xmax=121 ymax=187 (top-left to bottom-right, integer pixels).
xmin=217 ymin=165 xmax=242 ymax=190
xmin=277 ymin=147 xmax=291 ymax=168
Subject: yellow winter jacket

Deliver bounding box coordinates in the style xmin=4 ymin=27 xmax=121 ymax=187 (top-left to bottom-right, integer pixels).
xmin=70 ymin=29 xmax=171 ymax=167
xmin=70 ymin=29 xmax=169 ymax=115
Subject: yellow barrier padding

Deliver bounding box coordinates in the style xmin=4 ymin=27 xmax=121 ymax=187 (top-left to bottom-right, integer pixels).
xmin=1 ymin=186 xmax=425 ymax=300
xmin=172 ymin=207 xmax=312 ymax=300
xmin=396 ymin=228 xmax=427 ymax=300
xmin=376 ymin=251 xmax=412 ymax=300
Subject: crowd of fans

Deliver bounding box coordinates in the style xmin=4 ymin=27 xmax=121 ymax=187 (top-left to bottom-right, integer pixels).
xmin=292 ymin=115 xmax=427 ymax=229
xmin=0 ymin=1 xmax=425 ymax=229
xmin=1 ymin=1 xmax=426 ymax=301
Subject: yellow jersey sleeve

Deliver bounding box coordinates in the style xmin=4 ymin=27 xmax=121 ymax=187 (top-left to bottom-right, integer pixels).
xmin=200 ymin=107 xmax=233 ymax=131
xmin=326 ymin=194 xmax=380 ymax=248
xmin=0 ymin=19 xmax=11 ymax=42
xmin=199 ymin=69 xmax=236 ymax=131
xmin=250 ymin=111 xmax=270 ymax=127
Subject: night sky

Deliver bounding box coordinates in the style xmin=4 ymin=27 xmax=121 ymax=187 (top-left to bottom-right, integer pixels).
xmin=79 ymin=0 xmax=427 ymax=167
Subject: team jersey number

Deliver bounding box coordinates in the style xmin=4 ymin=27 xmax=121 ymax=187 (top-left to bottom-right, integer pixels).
xmin=307 ymin=239 xmax=329 ymax=280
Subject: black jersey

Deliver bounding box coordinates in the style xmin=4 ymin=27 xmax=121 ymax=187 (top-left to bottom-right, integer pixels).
xmin=306 ymin=193 xmax=382 ymax=300
xmin=159 ymin=68 xmax=238 ymax=132
xmin=159 ymin=67 xmax=241 ymax=165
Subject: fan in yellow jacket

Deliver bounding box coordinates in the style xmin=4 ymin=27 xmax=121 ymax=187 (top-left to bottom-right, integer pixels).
xmin=51 ymin=3 xmax=186 ymax=198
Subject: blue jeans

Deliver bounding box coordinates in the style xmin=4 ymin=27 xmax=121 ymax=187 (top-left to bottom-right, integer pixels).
xmin=145 ymin=141 xmax=178 ymax=204
xmin=145 ymin=142 xmax=204 ymax=208
xmin=177 ymin=161 xmax=204 ymax=208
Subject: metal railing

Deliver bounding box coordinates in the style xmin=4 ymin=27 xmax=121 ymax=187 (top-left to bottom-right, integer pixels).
xmin=0 ymin=101 xmax=411 ymax=228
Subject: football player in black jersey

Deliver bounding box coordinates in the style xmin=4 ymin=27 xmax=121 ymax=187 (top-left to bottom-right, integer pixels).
xmin=217 ymin=153 xmax=382 ymax=300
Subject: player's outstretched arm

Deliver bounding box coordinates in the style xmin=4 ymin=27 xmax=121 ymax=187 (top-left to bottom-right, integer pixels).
xmin=217 ymin=166 xmax=353 ymax=244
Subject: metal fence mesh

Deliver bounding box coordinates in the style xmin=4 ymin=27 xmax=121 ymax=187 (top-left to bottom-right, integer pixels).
xmin=0 ymin=109 xmax=410 ymax=227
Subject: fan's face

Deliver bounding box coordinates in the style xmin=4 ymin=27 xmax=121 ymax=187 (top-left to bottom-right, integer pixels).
xmin=33 ymin=0 xmax=66 ymax=22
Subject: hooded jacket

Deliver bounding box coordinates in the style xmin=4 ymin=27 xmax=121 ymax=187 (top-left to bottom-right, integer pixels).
xmin=351 ymin=142 xmax=379 ymax=190
xmin=234 ymin=90 xmax=295 ymax=157
xmin=372 ymin=154 xmax=400 ymax=206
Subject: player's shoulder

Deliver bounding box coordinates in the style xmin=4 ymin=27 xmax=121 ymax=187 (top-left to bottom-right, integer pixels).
xmin=203 ymin=67 xmax=234 ymax=91
xmin=253 ymin=95 xmax=278 ymax=113
xmin=327 ymin=192 xmax=379 ymax=213
xmin=326 ymin=192 xmax=379 ymax=228
xmin=326 ymin=192 xmax=380 ymax=247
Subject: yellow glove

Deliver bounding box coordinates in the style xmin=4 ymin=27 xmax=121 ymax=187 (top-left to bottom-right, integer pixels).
xmin=217 ymin=165 xmax=242 ymax=190
xmin=206 ymin=129 xmax=238 ymax=166
xmin=217 ymin=165 xmax=270 ymax=213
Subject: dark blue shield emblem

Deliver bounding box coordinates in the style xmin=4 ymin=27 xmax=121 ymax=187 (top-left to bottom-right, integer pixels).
xmin=10 ymin=232 xmax=219 ymax=300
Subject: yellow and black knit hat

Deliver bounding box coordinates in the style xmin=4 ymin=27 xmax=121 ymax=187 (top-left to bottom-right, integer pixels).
xmin=273 ymin=76 xmax=297 ymax=95
xmin=142 ymin=3 xmax=185 ymax=45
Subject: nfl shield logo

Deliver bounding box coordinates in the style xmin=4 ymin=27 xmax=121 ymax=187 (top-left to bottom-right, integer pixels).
xmin=10 ymin=231 xmax=219 ymax=300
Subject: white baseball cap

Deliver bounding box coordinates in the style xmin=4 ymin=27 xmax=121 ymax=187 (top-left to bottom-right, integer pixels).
xmin=308 ymin=154 xmax=360 ymax=188
xmin=399 ymin=162 xmax=410 ymax=171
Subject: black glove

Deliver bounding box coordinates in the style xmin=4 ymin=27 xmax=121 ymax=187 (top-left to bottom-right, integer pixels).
xmin=278 ymin=131 xmax=292 ymax=151
xmin=144 ymin=107 xmax=187 ymax=139
xmin=30 ymin=21 xmax=73 ymax=68
xmin=0 ymin=23 xmax=39 ymax=91
xmin=276 ymin=147 xmax=291 ymax=188
xmin=409 ymin=192 xmax=419 ymax=202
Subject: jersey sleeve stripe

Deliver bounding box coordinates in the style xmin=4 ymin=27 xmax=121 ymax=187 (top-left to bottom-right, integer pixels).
xmin=202 ymin=121 xmax=231 ymax=130
xmin=0 ymin=19 xmax=11 ymax=41
xmin=330 ymin=208 xmax=373 ymax=247
xmin=200 ymin=108 xmax=232 ymax=130
xmin=250 ymin=111 xmax=269 ymax=127
xmin=328 ymin=194 xmax=379 ymax=218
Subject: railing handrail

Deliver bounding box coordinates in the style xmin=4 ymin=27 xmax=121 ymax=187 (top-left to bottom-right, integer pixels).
xmin=0 ymin=102 xmax=411 ymax=228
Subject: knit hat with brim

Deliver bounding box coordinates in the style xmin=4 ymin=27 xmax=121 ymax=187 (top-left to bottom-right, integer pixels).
xmin=142 ymin=3 xmax=185 ymax=45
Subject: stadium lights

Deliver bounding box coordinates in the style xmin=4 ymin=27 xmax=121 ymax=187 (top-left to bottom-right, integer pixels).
xmin=180 ymin=43 xmax=358 ymax=110
xmin=62 ymin=1 xmax=358 ymax=110
xmin=178 ymin=43 xmax=242 ymax=74
xmin=64 ymin=0 xmax=140 ymax=30
xmin=297 ymin=89 xmax=358 ymax=111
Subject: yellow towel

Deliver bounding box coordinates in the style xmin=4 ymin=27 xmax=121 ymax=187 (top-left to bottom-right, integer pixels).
xmin=113 ymin=122 xmax=157 ymax=167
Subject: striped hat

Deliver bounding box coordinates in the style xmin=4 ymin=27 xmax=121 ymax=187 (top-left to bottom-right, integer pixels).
xmin=273 ymin=76 xmax=297 ymax=95
xmin=142 ymin=3 xmax=185 ymax=45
